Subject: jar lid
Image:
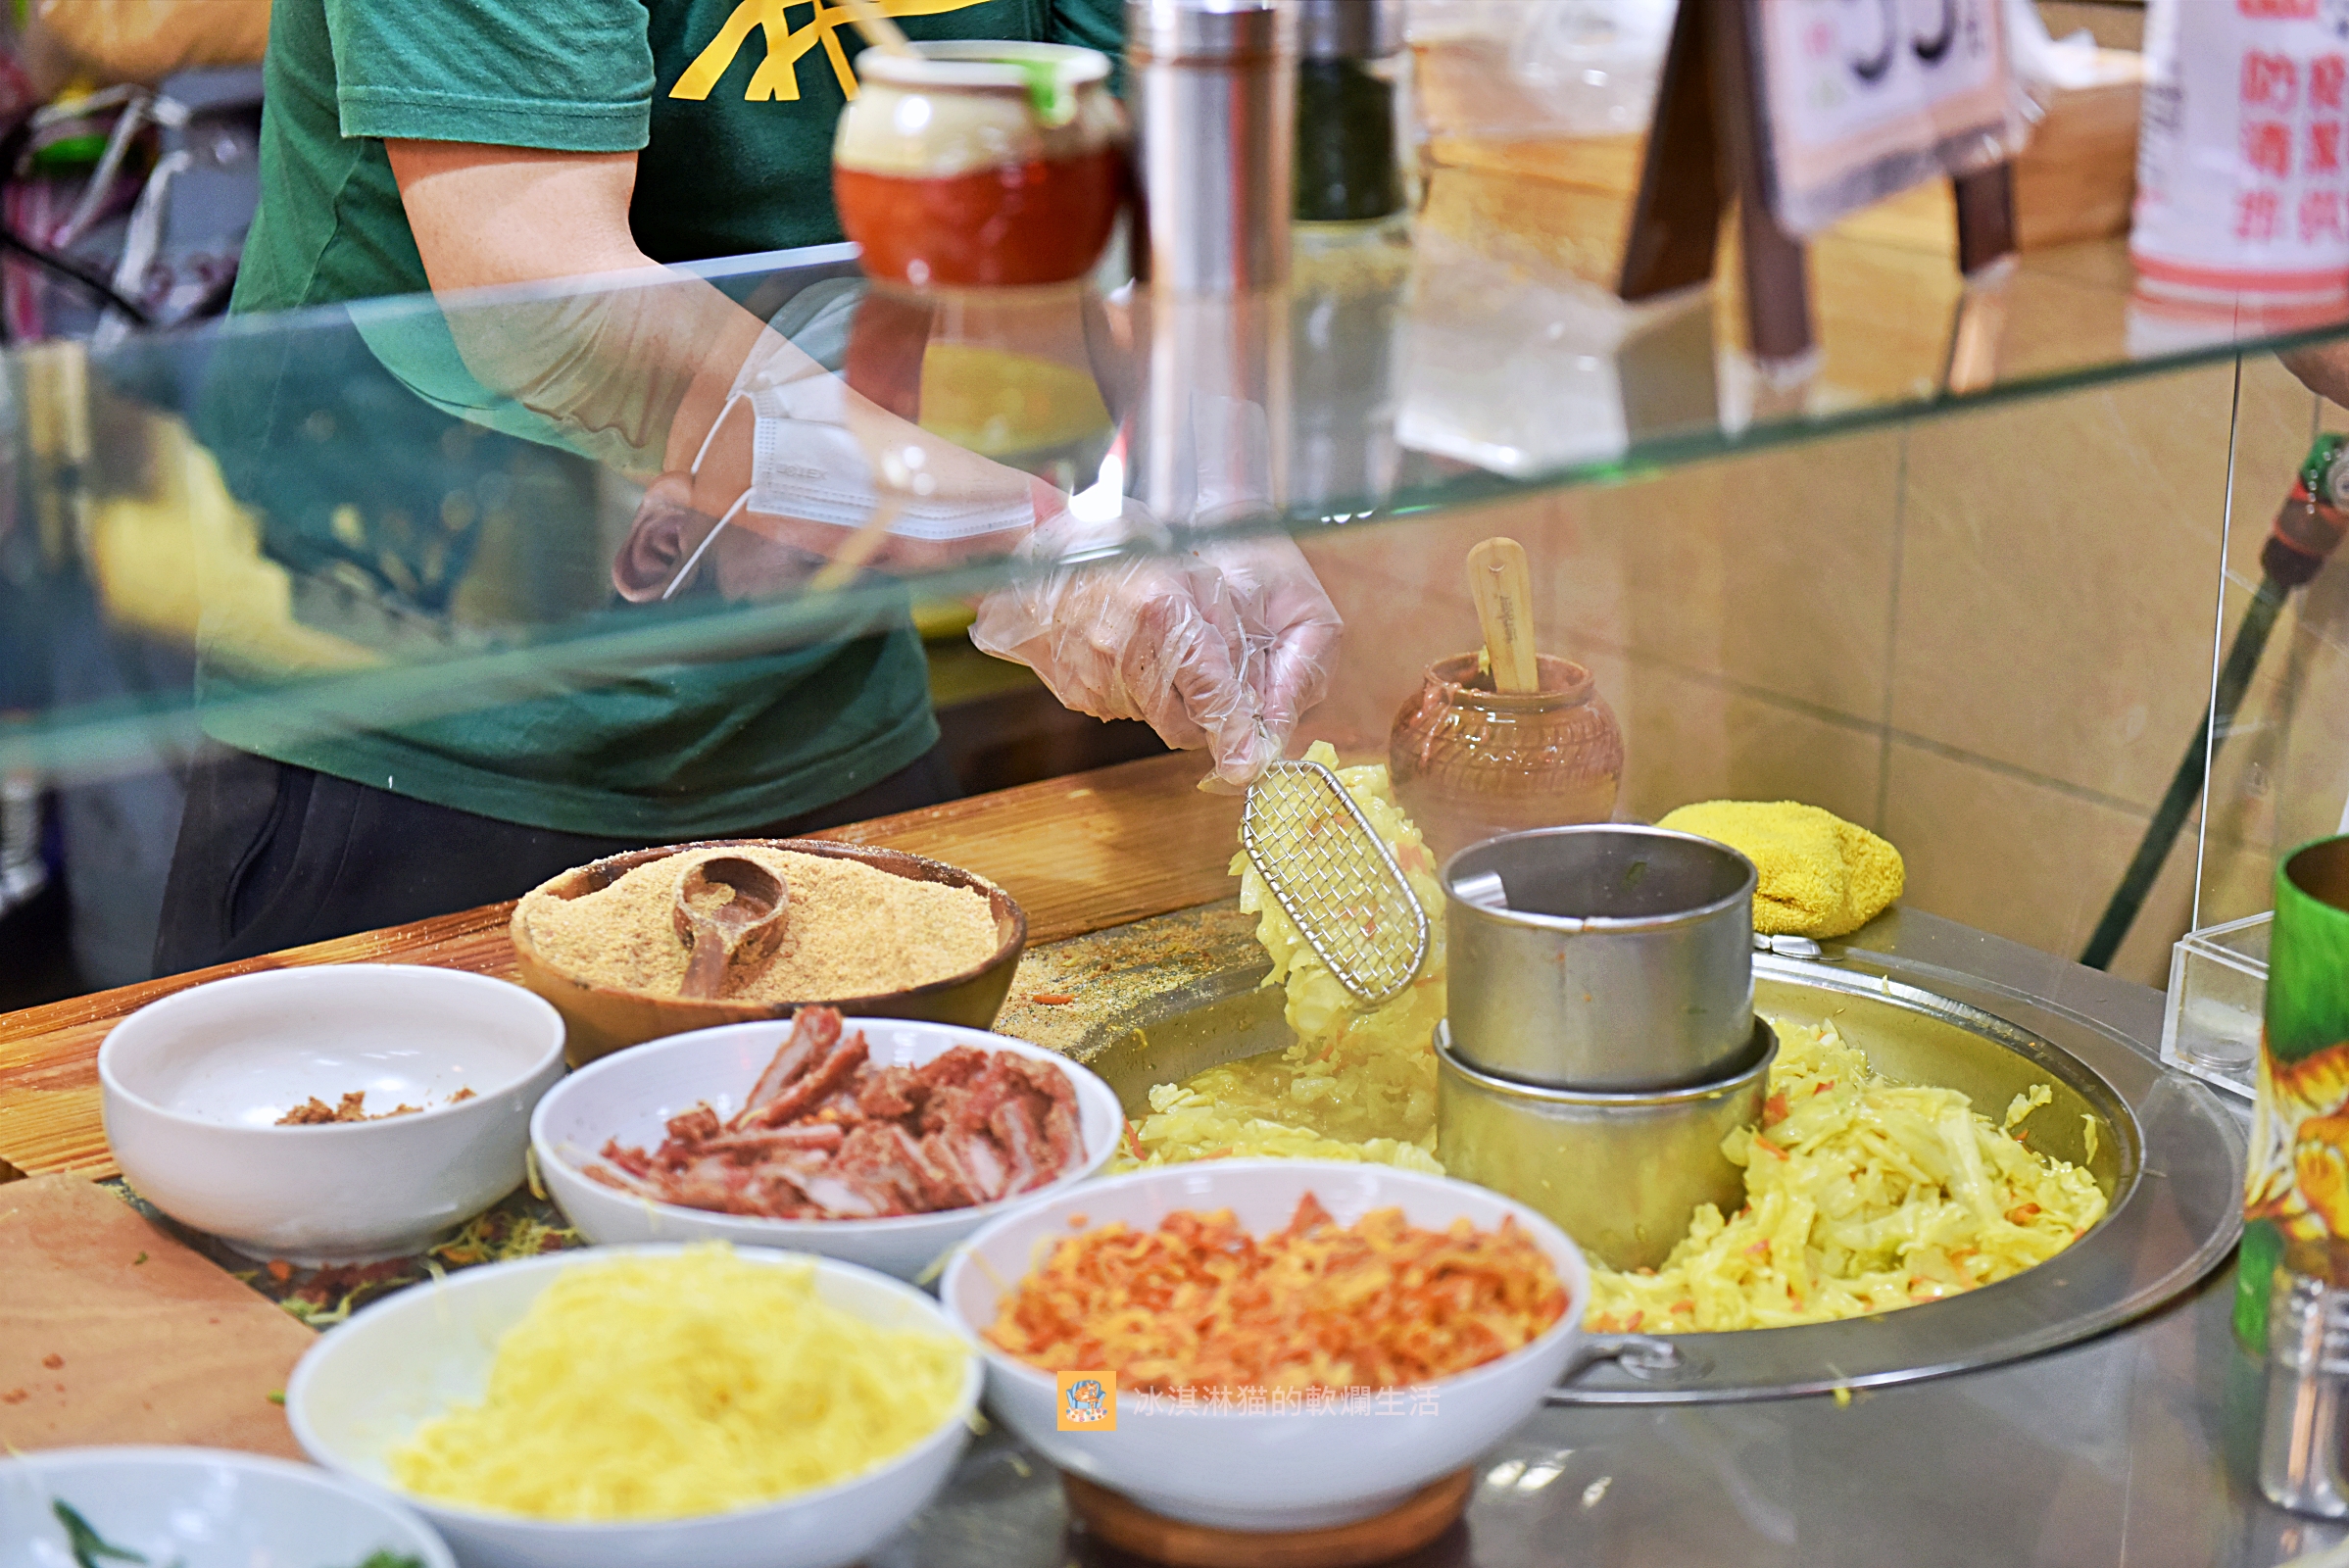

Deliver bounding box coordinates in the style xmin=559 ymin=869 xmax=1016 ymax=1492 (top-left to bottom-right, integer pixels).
xmin=1296 ymin=0 xmax=1403 ymax=60
xmin=856 ymin=38 xmax=1112 ymax=91
xmin=1126 ymin=0 xmax=1294 ymax=64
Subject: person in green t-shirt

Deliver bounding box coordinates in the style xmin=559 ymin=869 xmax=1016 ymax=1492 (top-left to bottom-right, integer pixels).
xmin=154 ymin=0 xmax=1342 ymax=975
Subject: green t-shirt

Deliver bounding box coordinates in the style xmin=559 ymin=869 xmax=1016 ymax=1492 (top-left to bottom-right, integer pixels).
xmin=211 ymin=0 xmax=1123 ymax=838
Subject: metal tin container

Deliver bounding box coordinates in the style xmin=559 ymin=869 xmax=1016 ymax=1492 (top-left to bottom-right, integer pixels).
xmin=1128 ymin=0 xmax=1295 ymax=293
xmin=1444 ymin=825 xmax=1757 ymax=1091
xmin=1436 ymin=1017 xmax=1777 ymax=1272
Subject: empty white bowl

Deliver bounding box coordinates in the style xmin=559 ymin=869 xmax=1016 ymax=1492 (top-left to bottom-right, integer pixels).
xmin=101 ymin=964 xmax=567 ymax=1262
xmin=941 ymin=1159 xmax=1590 ymax=1532
xmin=530 ymin=1017 xmax=1123 ymax=1280
xmin=0 ymin=1446 xmax=454 ymax=1568
xmin=287 ymin=1244 xmax=981 ymax=1568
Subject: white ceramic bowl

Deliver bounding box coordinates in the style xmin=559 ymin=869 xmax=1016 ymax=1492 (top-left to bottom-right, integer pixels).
xmin=531 ymin=1017 xmax=1122 ymax=1280
xmin=0 ymin=1446 xmax=455 ymax=1568
xmin=288 ymin=1244 xmax=981 ymax=1568
xmin=941 ymin=1159 xmax=1590 ymax=1532
xmin=101 ymin=964 xmax=567 ymax=1262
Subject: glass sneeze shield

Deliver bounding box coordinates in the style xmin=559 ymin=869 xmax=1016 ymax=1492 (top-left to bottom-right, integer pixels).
xmin=10 ymin=204 xmax=2349 ymax=988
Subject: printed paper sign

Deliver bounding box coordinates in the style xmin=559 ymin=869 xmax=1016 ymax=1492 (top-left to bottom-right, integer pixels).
xmin=1750 ymin=0 xmax=2017 ymax=235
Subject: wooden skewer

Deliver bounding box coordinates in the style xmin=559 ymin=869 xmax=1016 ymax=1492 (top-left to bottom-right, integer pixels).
xmin=1466 ymin=535 xmax=1541 ymax=694
xmin=837 ymin=0 xmax=916 ymax=56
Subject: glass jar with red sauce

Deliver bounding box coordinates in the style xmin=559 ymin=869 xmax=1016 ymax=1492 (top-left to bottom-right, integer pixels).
xmin=834 ymin=42 xmax=1126 ymax=289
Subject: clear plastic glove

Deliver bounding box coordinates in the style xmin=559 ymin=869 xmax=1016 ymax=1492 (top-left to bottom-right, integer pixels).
xmin=970 ymin=499 xmax=1343 ymax=787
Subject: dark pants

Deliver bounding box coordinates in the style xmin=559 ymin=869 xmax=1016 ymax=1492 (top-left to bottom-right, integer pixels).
xmin=153 ymin=748 xmax=961 ymax=977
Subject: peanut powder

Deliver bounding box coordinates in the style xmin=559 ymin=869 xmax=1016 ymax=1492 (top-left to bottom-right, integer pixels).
xmin=521 ymin=846 xmax=1002 ymax=1002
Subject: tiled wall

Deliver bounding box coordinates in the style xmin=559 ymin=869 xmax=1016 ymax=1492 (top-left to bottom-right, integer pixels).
xmin=1298 ymin=359 xmax=2299 ymax=990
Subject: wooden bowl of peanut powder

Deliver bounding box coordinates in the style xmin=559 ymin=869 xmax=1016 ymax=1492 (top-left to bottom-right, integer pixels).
xmin=510 ymin=840 xmax=1026 ymax=1066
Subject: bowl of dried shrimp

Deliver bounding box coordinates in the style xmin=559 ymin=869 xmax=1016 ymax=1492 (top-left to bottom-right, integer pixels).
xmin=940 ymin=1159 xmax=1590 ymax=1531
xmin=530 ymin=1007 xmax=1123 ymax=1280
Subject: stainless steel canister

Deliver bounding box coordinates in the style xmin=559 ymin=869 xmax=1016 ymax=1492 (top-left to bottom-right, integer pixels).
xmin=1127 ymin=1 xmax=1297 ymax=526
xmin=1127 ymin=0 xmax=1296 ymax=293
xmin=1444 ymin=826 xmax=1757 ymax=1091
xmin=1437 ymin=1018 xmax=1777 ymax=1272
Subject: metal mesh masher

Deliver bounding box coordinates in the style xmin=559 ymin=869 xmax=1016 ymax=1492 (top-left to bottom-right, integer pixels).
xmin=1242 ymin=760 xmax=1430 ymax=1005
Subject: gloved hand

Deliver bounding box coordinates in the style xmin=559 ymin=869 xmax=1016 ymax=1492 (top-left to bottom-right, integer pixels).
xmin=970 ymin=498 xmax=1343 ymax=786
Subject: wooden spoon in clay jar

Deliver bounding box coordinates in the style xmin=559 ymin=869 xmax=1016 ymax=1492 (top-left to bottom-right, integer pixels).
xmin=672 ymin=856 xmax=790 ymax=1000
xmin=1466 ymin=535 xmax=1540 ymax=694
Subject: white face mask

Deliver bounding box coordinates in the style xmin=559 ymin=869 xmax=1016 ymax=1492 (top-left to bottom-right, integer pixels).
xmin=663 ymin=360 xmax=1040 ymax=599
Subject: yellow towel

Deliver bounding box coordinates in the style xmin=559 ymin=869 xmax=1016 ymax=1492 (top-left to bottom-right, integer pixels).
xmin=1656 ymin=801 xmax=1905 ymax=940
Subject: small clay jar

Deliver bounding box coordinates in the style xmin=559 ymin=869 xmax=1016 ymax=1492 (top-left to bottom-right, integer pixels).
xmin=1389 ymin=653 xmax=1625 ymax=862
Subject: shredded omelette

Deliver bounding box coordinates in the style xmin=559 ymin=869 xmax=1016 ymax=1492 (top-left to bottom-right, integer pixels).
xmin=387 ymin=1245 xmax=968 ymax=1520
xmin=1585 ymin=1020 xmax=2108 ymax=1332
xmin=984 ymin=1195 xmax=1566 ymax=1390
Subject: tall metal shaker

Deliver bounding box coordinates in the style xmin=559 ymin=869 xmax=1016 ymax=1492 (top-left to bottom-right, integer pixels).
xmin=1126 ymin=0 xmax=1295 ymax=524
xmin=2245 ymin=836 xmax=2349 ymax=1514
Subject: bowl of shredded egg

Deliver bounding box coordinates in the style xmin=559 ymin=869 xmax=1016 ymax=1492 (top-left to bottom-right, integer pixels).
xmin=941 ymin=1158 xmax=1589 ymax=1532
xmin=286 ymin=1243 xmax=980 ymax=1568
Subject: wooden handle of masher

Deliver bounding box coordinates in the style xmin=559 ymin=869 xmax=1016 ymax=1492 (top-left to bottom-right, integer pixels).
xmin=1466 ymin=536 xmax=1540 ymax=694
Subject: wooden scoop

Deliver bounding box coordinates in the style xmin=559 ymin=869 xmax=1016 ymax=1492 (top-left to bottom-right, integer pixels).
xmin=1466 ymin=535 xmax=1540 ymax=694
xmin=672 ymin=857 xmax=789 ymax=1000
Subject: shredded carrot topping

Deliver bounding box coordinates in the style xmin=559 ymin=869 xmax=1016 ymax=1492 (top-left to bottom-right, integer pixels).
xmin=984 ymin=1195 xmax=1567 ymax=1392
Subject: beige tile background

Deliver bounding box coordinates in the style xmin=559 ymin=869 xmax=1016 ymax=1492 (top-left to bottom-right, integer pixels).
xmin=1297 ymin=357 xmax=2287 ymax=990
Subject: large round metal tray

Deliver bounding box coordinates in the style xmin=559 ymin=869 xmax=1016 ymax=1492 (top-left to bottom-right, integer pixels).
xmin=1073 ymin=919 xmax=2244 ymax=1404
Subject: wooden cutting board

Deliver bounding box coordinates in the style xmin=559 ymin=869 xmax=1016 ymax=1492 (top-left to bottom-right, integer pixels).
xmin=0 ymin=1175 xmax=315 ymax=1457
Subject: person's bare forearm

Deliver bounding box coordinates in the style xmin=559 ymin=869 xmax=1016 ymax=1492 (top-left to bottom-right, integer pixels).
xmin=383 ymin=138 xmax=1032 ymax=548
xmin=387 ymin=140 xmax=778 ymax=488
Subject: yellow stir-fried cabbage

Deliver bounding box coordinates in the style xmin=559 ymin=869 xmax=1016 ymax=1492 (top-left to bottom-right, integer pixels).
xmin=1116 ymin=744 xmax=1446 ymax=1174
xmin=1118 ymin=753 xmax=2108 ymax=1333
xmin=387 ymin=1245 xmax=968 ymax=1519
xmin=1586 ymin=1020 xmax=2109 ymax=1332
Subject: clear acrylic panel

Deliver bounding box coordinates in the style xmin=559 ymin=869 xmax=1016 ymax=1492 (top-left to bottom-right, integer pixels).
xmin=2 ymin=211 xmax=2343 ymax=987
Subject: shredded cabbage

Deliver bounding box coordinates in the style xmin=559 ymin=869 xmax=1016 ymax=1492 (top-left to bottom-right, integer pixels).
xmin=1119 ymin=753 xmax=2106 ymax=1334
xmin=387 ymin=1244 xmax=968 ymax=1519
xmin=1115 ymin=743 xmax=1445 ymax=1173
xmin=1585 ymin=1020 xmax=2108 ymax=1333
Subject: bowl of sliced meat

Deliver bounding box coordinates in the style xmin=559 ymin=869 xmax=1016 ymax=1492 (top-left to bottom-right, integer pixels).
xmin=528 ymin=1006 xmax=1123 ymax=1280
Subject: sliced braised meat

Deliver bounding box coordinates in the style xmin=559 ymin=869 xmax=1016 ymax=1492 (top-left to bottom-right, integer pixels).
xmin=662 ymin=1105 xmax=722 ymax=1146
xmin=857 ymin=1065 xmax=927 ymax=1121
xmin=588 ymin=1006 xmax=1082 ymax=1221
xmin=737 ymin=1033 xmax=868 ymax=1131
xmin=743 ymin=1006 xmax=842 ymax=1111
xmin=991 ymin=1095 xmax=1050 ymax=1195
xmin=696 ymin=1123 xmax=846 ymax=1159
xmin=916 ymin=1046 xmax=992 ymax=1090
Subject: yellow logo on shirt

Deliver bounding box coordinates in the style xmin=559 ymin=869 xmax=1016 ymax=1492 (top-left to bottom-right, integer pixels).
xmin=671 ymin=0 xmax=991 ymax=103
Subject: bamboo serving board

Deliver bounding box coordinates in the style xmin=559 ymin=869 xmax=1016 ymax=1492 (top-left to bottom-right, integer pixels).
xmin=0 ymin=1175 xmax=315 ymax=1457
xmin=0 ymin=753 xmax=1244 ymax=1180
